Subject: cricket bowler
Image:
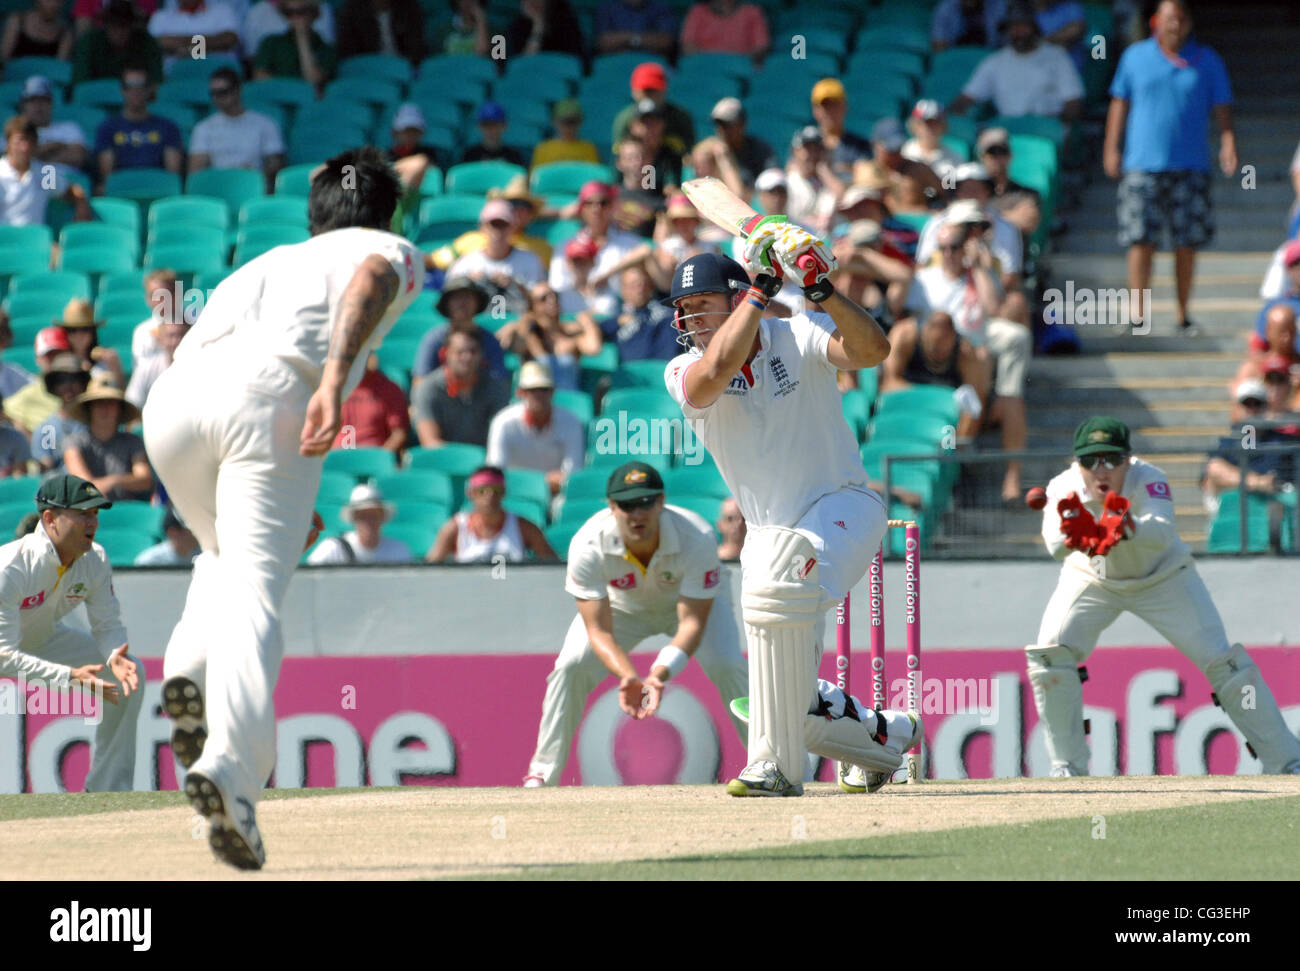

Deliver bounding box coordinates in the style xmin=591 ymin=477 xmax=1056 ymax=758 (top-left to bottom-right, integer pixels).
xmin=1030 ymin=416 xmax=1300 ymax=776
xmin=664 ymin=240 xmax=922 ymax=797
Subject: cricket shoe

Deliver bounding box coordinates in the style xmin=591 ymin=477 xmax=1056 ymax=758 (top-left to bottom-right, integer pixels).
xmin=184 ymin=768 xmax=266 ymax=871
xmin=840 ymin=712 xmax=924 ymax=794
xmin=726 ymin=760 xmax=803 ymax=797
xmin=161 ymin=676 xmax=206 ymax=769
xmin=522 ymin=775 xmax=544 ymax=788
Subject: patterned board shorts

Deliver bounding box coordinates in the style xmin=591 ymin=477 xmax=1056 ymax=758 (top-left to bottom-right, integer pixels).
xmin=1116 ymin=170 xmax=1215 ymax=249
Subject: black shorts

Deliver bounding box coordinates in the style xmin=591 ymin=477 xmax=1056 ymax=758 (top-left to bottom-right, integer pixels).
xmin=1116 ymin=170 xmax=1214 ymax=249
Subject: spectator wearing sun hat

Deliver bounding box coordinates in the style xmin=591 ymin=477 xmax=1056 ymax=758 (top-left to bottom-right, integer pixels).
xmin=810 ymin=77 xmax=874 ymax=183
xmin=56 ymin=298 xmax=125 ymax=389
xmin=413 ymin=276 xmax=509 ymax=385
xmin=307 ymin=482 xmax=413 ymax=565
xmin=5 ymin=328 xmax=82 ymax=436
xmin=486 ymin=360 xmax=585 ymax=497
xmin=611 ymin=61 xmax=695 ymax=160
xmin=902 ymin=99 xmax=962 ymax=182
xmin=533 ymin=98 xmax=600 ymax=169
xmin=63 ymin=380 xmax=153 ymax=503
xmin=461 ymin=100 xmax=527 ymax=167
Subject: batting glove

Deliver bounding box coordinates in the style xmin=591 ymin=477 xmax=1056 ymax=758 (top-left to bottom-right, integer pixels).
xmin=772 ymin=226 xmax=837 ymax=302
xmin=739 ymin=215 xmax=789 ymax=276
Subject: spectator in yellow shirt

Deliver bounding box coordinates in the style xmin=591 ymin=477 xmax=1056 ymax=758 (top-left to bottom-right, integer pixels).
xmin=531 ymin=98 xmax=599 ymax=169
xmin=431 ymin=175 xmax=554 ymax=271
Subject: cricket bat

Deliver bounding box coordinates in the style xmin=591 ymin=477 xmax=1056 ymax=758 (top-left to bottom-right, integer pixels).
xmin=680 ymin=177 xmax=817 ymax=271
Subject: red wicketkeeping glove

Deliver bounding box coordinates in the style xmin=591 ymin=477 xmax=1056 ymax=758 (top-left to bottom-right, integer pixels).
xmin=1057 ymin=492 xmax=1101 ymax=554
xmin=1092 ymin=492 xmax=1135 ymax=556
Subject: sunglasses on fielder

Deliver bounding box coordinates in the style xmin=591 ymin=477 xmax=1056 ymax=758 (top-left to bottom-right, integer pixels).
xmin=615 ymin=496 xmax=658 ymax=512
xmin=1078 ymin=453 xmax=1126 ymax=470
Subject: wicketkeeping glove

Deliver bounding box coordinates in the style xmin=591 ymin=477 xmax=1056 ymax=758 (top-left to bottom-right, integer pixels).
xmin=1057 ymin=492 xmax=1101 ymax=554
xmin=1092 ymin=492 xmax=1135 ymax=557
xmin=772 ymin=226 xmax=837 ymax=302
xmin=739 ymin=215 xmax=789 ymax=276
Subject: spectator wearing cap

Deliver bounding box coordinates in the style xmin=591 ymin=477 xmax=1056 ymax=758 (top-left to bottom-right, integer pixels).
xmin=427 ymin=464 xmax=555 ymax=563
xmin=1 ymin=0 xmax=73 ymax=62
xmin=549 ymin=181 xmax=651 ymax=317
xmin=189 ymin=67 xmax=285 ymax=192
xmin=7 ymin=328 xmax=82 ymax=436
xmin=307 ymin=482 xmax=414 ymax=565
xmin=433 ymin=175 xmax=553 ymax=274
xmin=0 ymin=312 xmax=33 ymax=399
xmin=20 ymin=77 xmax=88 ymax=170
xmin=446 ymin=198 xmax=545 ymax=310
xmin=593 ymin=0 xmax=676 ymax=58
xmin=532 ymin=99 xmax=600 ymax=169
xmin=611 ymin=62 xmax=694 ymax=161
xmin=1259 ymin=238 xmax=1300 ymax=307
xmin=505 ymin=0 xmax=584 ymax=59
xmin=413 ymin=276 xmax=509 ymax=385
xmin=1103 ymin=0 xmax=1233 ymax=335
xmin=916 ymin=167 xmax=1024 ymax=293
xmin=243 ymin=0 xmax=336 ymax=57
xmin=931 ymin=0 xmax=1007 ymax=51
xmin=148 ymin=0 xmax=240 ymax=76
xmin=680 ymin=0 xmax=768 ymax=64
xmin=627 ymin=98 xmax=683 ymax=192
xmin=93 ymin=65 xmax=183 ymax=185
xmin=330 ymin=352 xmax=410 ymax=455
xmin=134 ymin=507 xmax=199 ymax=566
xmin=31 ymin=352 xmax=90 ymax=475
xmin=413 ymin=327 xmax=510 ymax=448
xmin=124 ymin=310 xmax=188 ymax=411
xmin=905 ymin=220 xmax=1031 ymax=499
xmin=830 ymin=215 xmax=914 ymax=336
xmin=881 ymin=310 xmax=990 ymax=445
xmin=689 ymin=97 xmax=777 ymax=199
xmin=336 ymin=0 xmax=425 ymax=63
xmin=857 ymin=116 xmax=944 ymax=216
xmin=72 ymin=1 xmax=163 ymax=84
xmin=975 ymin=126 xmax=1042 ymax=236
xmin=486 ymin=360 xmax=584 ymax=497
xmin=902 ymin=100 xmax=962 ymax=182
xmin=810 ymin=78 xmax=874 ymax=183
xmin=1203 ymin=381 xmax=1299 ymax=514
xmin=784 ymin=126 xmax=838 ymax=235
xmin=384 ymin=102 xmax=446 ymax=204
xmin=613 ymin=134 xmax=667 ymax=238
xmin=0 ymin=114 xmax=92 ymax=229
xmin=253 ymin=0 xmax=337 ymax=91
xmin=654 ymin=192 xmax=721 ymax=277
xmin=443 ymin=0 xmax=489 ymax=55
xmin=495 ymin=280 xmax=601 ymax=391
xmin=554 ymin=231 xmax=602 ymax=315
xmin=57 ymin=299 xmax=125 ymax=389
xmin=460 ymin=101 xmax=527 ymax=166
xmin=63 ymin=380 xmax=153 ymax=503
xmin=596 ymin=263 xmax=680 ymax=363
xmin=949 ymin=0 xmax=1083 ymax=123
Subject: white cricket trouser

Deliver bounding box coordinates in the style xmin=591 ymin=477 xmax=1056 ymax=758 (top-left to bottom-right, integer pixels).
xmin=785 ymin=487 xmax=889 ymax=604
xmin=35 ymin=626 xmax=145 ymax=792
xmin=527 ymin=601 xmax=749 ymax=784
xmin=143 ymin=351 xmax=321 ymax=809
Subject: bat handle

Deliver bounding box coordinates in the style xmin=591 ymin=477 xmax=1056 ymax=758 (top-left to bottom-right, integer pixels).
xmin=796 ymin=254 xmax=817 ymax=271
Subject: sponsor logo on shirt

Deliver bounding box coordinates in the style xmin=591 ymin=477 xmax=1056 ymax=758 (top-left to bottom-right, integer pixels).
xmin=403 ymin=250 xmax=415 ymax=293
xmin=65 ymin=582 xmax=87 ymax=603
xmin=770 ymin=354 xmax=799 ymax=398
xmin=1146 ymin=481 xmax=1172 ymax=500
xmin=21 ymin=591 xmax=45 ymax=610
xmin=703 ymin=568 xmax=720 ymax=589
xmin=833 ymin=520 xmax=847 ymax=530
xmin=610 ymin=572 xmax=637 ymax=590
xmin=797 ymin=557 xmax=817 ymax=579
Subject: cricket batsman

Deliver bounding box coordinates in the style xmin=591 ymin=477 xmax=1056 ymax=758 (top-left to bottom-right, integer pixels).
xmin=523 ymin=461 xmax=748 ymax=786
xmin=664 ymin=240 xmax=922 ymax=797
xmin=144 ymin=148 xmax=425 ymax=868
xmin=1030 ymin=416 xmax=1300 ymax=776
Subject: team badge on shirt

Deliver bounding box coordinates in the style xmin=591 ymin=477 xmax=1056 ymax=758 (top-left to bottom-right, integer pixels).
xmin=770 ymin=355 xmax=798 ymax=398
xmin=1146 ymin=481 xmax=1172 ymax=499
xmin=20 ymin=591 xmax=45 ymax=609
xmin=610 ymin=573 xmax=637 ymax=590
xmin=66 ymin=582 xmax=87 ymax=603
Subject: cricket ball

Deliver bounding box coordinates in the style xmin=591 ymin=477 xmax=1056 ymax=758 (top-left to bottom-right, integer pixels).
xmin=1025 ymin=487 xmax=1047 ymax=510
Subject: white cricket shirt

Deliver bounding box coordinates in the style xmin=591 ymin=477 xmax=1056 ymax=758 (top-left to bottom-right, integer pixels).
xmin=1041 ymin=455 xmax=1192 ymax=589
xmin=566 ymin=504 xmax=725 ymax=617
xmin=0 ymin=523 xmax=128 ymax=684
xmin=665 ymin=312 xmax=869 ymax=528
xmin=176 ymin=227 xmax=425 ymax=399
xmin=485 ymin=401 xmax=585 ymax=477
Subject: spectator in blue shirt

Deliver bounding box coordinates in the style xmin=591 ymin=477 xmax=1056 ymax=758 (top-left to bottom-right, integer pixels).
xmin=1034 ymin=0 xmax=1087 ymax=74
xmin=31 ymin=352 xmax=89 ymax=475
xmin=412 ymin=276 xmax=509 ymax=386
xmin=601 ymin=264 xmax=679 ymax=361
xmin=594 ymin=0 xmax=676 ymax=58
xmin=1103 ymin=0 xmax=1235 ymax=335
xmin=93 ymin=64 xmax=183 ymax=187
xmin=931 ymin=0 xmax=1007 ymax=51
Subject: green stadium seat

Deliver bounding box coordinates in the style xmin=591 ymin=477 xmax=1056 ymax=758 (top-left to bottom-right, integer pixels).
xmin=444 ymin=160 xmax=527 ymax=196
xmin=186 ymin=168 xmax=266 ymax=222
xmin=608 ymin=360 xmax=670 ymax=392
xmin=875 ymin=385 xmax=960 ymax=424
xmin=0 ymin=499 xmax=34 ymax=535
xmin=530 ymin=161 xmax=615 ymax=197
xmin=416 ymin=54 xmax=499 ymax=86
xmin=148 ymin=224 xmax=226 ymax=258
xmin=4 ymin=56 xmax=71 ymax=84
xmin=545 ymin=520 xmax=581 ymax=557
xmin=585 ymin=445 xmax=670 ymax=471
xmin=406 ymin=443 xmax=486 ymax=479
xmin=317 ymin=471 xmax=360 ymax=505
xmin=414 ymin=219 xmax=478 ymax=247
xmin=151 ymin=99 xmax=199 ymax=136
xmin=562 ymin=466 xmax=612 ymax=505
xmin=599 ymin=387 xmax=677 ymax=419
xmin=275 ymin=162 xmax=321 ymax=197
xmin=296 ymin=98 xmax=375 ymax=136
xmin=60 ymin=245 xmax=137 ymax=283
xmin=243 ymin=78 xmax=316 ymax=113
xmin=337 ymin=54 xmax=413 ymax=86
xmin=105 ymin=169 xmax=183 ymax=205
xmin=987 ymin=114 xmax=1065 ymax=147
xmin=0 ymin=476 xmax=42 ymax=505
xmin=373 ymin=337 xmax=422 ymax=375
xmin=239 ymin=195 xmax=308 ymax=228
xmin=288 ymin=122 xmax=367 ymax=165
xmin=142 ymin=245 xmax=226 ymax=281
xmin=390 ymin=499 xmax=452 ymax=529
xmin=104 ymin=501 xmax=164 ymax=536
xmin=408 ymin=74 xmax=490 ymax=113
xmin=579 ymin=344 xmax=619 ymax=394
xmin=8 ymin=271 xmax=90 ymax=317
xmin=406 ymin=96 xmax=462 ymax=132
xmin=867 ymin=412 xmax=955 ymax=449
xmin=670 ymin=496 xmax=723 ymax=537
xmin=0 ymin=225 xmax=52 ymax=297
xmin=501 ymin=51 xmax=582 ymax=83
xmin=847 ymin=49 xmax=925 ymax=81
xmin=557 ymin=495 xmax=606 ymax=525
xmin=553 ymin=388 xmax=594 ymax=426
xmin=234 ymin=227 xmax=309 ymax=265
xmin=537 ymin=218 xmax=582 ymax=248
xmin=417 ymin=193 xmax=488 ymax=223
xmin=148 ymin=194 xmax=229 ymax=233
xmin=96 ymin=289 xmax=149 ymax=319
xmin=61 ymin=222 xmax=139 ymax=259
xmin=505 ymin=467 xmax=551 ymax=511
xmin=373 ymin=470 xmax=455 ymax=507
xmin=90 ymin=197 xmax=141 ymax=238
xmin=71 ymin=78 xmax=123 ymax=110
xmin=840 ymin=388 xmax=871 ymax=442
xmin=166 ymin=56 xmax=239 ymax=82
xmin=1207 ymin=491 xmax=1294 ymax=554
xmin=9 ymin=313 xmax=50 ymax=343
xmin=322 ymin=446 xmax=396 ymax=479
xmin=383 ymin=522 xmax=440 ymax=557
xmin=664 ymin=464 xmax=729 ymax=502
xmin=94 ymin=527 xmax=156 ymax=565
xmin=51 ymin=104 xmax=104 ymax=139
xmin=587 ymin=52 xmax=668 ymax=85
xmin=491 ymin=73 xmax=572 ymax=106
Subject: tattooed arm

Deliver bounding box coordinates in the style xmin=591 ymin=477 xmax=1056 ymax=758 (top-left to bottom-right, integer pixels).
xmin=300 ymin=255 xmax=401 ymax=456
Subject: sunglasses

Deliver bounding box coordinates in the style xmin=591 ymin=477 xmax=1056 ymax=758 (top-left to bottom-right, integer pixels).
xmin=583 ymin=199 xmax=612 ymax=208
xmin=471 ymin=484 xmax=504 ymax=495
xmin=983 ymin=145 xmax=1010 ymax=157
xmin=614 ymin=496 xmax=657 ymax=512
xmin=485 ymin=219 xmax=513 ymax=229
xmin=209 ymin=86 xmax=235 ymax=97
xmin=1078 ymin=453 xmax=1126 ymax=470
xmin=122 ymin=78 xmax=149 ymax=89
xmin=939 ymin=243 xmax=964 ymax=253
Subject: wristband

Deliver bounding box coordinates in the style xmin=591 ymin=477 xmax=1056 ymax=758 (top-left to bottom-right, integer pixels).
xmin=753 ymin=273 xmax=783 ymax=300
xmin=744 ymin=285 xmax=770 ymax=310
xmin=802 ymin=279 xmax=835 ymax=303
xmin=653 ymin=645 xmax=689 ymax=679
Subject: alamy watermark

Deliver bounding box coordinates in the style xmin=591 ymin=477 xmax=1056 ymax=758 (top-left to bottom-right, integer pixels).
xmin=0 ymin=674 xmax=103 ymax=725
xmin=591 ymin=411 xmax=706 ymax=466
xmin=1042 ymin=282 xmax=1153 ymax=336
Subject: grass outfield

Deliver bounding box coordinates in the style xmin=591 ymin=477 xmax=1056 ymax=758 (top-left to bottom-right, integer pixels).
xmin=468 ymin=794 xmax=1300 ymax=881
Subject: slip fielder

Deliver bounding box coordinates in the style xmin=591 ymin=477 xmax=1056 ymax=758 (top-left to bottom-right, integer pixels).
xmin=144 ymin=148 xmax=425 ymax=869
xmin=1030 ymin=416 xmax=1300 ymax=776
xmin=664 ymin=240 xmax=922 ymax=797
xmin=523 ymin=461 xmax=748 ymax=786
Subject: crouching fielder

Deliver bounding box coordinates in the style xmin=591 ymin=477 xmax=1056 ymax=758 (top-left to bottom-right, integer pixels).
xmin=664 ymin=243 xmax=922 ymax=797
xmin=1031 ymin=416 xmax=1300 ymax=776
xmin=524 ymin=462 xmax=747 ymax=785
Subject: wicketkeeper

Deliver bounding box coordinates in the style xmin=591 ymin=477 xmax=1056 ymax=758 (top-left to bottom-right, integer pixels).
xmin=1030 ymin=416 xmax=1300 ymax=775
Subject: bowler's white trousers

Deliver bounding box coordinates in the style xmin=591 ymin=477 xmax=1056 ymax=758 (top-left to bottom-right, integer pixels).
xmin=527 ymin=598 xmax=749 ymax=784
xmin=143 ymin=350 xmax=321 ymax=809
